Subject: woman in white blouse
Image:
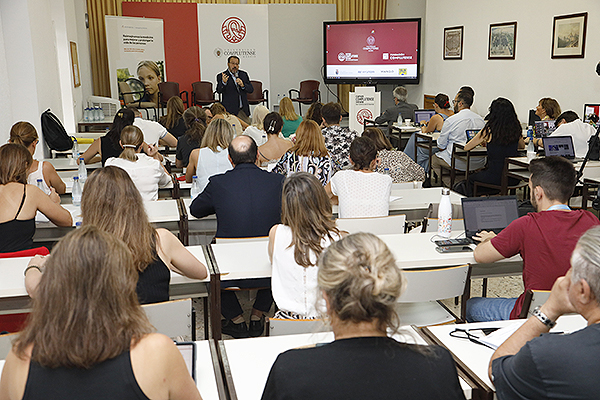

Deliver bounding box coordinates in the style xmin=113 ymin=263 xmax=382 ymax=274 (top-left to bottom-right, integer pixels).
xmin=186 ymin=118 xmax=234 ymax=191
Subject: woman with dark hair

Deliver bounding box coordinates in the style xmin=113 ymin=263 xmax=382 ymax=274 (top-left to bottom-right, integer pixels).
xmin=269 ymin=172 xmax=343 ymax=319
xmin=0 ymin=143 xmax=71 ymax=253
xmin=305 ymin=102 xmax=323 ymax=126
xmin=326 ymin=136 xmax=392 ymax=218
xmin=159 ymin=96 xmax=187 ymax=138
xmin=176 ymin=106 xmax=208 ymax=168
xmin=464 ymin=97 xmax=525 ymax=195
xmin=257 ymin=112 xmax=292 ymax=166
xmin=261 ymin=233 xmax=466 ymax=400
xmin=2 ymin=226 xmax=202 ymax=399
xmin=362 ymin=127 xmax=425 ymax=183
xmin=80 ymin=108 xmax=136 ymax=166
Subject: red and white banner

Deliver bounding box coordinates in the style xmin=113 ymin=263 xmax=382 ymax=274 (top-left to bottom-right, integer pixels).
xmin=349 ymin=87 xmax=380 ymax=134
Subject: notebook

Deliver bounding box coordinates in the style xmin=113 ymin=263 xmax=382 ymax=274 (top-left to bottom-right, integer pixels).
xmin=542 ymin=136 xmax=582 ymax=161
xmin=461 ymin=196 xmax=520 ymax=241
xmin=534 ymin=120 xmax=556 ymax=137
xmin=414 ymin=109 xmax=436 ymax=125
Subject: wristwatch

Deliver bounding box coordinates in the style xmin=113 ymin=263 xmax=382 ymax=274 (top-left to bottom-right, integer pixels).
xmin=532 ymin=306 xmax=556 ymax=328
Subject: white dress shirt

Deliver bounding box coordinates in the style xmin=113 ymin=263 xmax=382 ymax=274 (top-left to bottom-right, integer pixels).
xmin=435 ymin=108 xmax=486 ymax=171
xmin=549 ymin=119 xmax=595 ymax=158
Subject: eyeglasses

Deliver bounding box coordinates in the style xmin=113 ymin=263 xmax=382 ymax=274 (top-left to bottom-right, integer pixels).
xmin=449 ymin=328 xmax=496 ymax=350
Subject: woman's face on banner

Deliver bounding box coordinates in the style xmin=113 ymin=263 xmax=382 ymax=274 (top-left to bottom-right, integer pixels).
xmin=138 ymin=65 xmax=160 ymax=96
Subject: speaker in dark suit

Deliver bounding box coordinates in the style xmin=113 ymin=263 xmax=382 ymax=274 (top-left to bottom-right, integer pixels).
xmin=216 ymin=56 xmax=254 ymax=118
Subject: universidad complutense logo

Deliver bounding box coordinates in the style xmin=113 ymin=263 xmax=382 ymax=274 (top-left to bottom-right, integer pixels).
xmin=338 ymin=52 xmax=347 ymax=62
xmin=222 ymin=17 xmax=246 ymax=44
xmin=356 ymin=109 xmax=373 ymax=125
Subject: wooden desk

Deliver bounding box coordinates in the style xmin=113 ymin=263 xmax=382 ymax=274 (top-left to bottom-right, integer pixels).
xmin=419 ymin=314 xmax=587 ymax=399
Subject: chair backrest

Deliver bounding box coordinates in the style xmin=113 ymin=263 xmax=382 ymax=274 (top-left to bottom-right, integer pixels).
xmin=142 ymin=298 xmax=193 ymax=340
xmin=215 ymin=236 xmax=268 ymax=244
xmin=519 ymin=289 xmax=551 ymax=318
xmin=0 ymin=333 xmax=17 ymax=359
xmin=119 ymin=81 xmax=137 ymax=105
xmin=299 ymin=80 xmax=320 ymax=100
xmin=192 ymin=81 xmax=215 ymax=102
xmin=423 ymin=94 xmax=436 ymax=109
xmin=336 ymin=215 xmax=406 ymax=235
xmin=398 ymin=264 xmax=470 ymax=303
xmin=0 ymin=246 xmax=49 ymax=258
xmin=267 ymin=318 xmax=330 ymax=336
xmin=159 ymin=82 xmax=180 ymax=105
xmin=247 ymin=80 xmax=264 ymax=101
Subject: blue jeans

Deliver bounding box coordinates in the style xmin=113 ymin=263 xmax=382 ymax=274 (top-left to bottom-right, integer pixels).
xmin=403 ymin=133 xmax=437 ymax=171
xmin=465 ymin=297 xmax=518 ymax=322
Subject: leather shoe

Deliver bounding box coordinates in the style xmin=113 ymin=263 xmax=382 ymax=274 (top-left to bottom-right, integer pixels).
xmin=221 ymin=319 xmax=249 ymax=339
xmin=249 ymin=317 xmax=265 ymax=337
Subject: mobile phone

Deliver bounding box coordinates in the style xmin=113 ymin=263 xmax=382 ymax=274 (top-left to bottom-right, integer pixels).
xmin=435 ymin=238 xmax=473 ymax=247
xmin=435 ymin=246 xmax=473 ymax=253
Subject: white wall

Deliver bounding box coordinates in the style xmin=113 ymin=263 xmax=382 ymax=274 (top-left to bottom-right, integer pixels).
xmin=422 ymin=0 xmax=600 ymax=122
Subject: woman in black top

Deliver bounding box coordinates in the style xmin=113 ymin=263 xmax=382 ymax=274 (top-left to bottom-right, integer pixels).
xmin=261 ymin=233 xmax=466 ymax=400
xmin=80 ymin=108 xmax=135 ymax=166
xmin=175 ymin=106 xmax=208 ymax=168
xmin=159 ymin=96 xmax=187 ymax=138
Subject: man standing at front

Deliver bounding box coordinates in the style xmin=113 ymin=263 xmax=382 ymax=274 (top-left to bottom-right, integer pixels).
xmin=468 ymin=156 xmax=599 ymax=321
xmin=190 ymin=135 xmax=284 ymax=338
xmin=216 ymin=56 xmax=254 ymax=119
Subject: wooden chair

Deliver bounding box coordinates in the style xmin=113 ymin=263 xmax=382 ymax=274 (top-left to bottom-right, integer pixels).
xmin=518 ymin=289 xmax=551 ymax=319
xmin=266 ymin=318 xmax=330 ymax=336
xmin=439 ymin=143 xmax=487 ymax=188
xmin=423 ymin=94 xmax=436 ymax=110
xmin=158 ymin=82 xmax=189 ymax=115
xmin=395 ymin=264 xmax=470 ymax=326
xmin=474 ymin=158 xmax=527 ymax=197
xmin=247 ymin=80 xmax=269 ymax=108
xmin=336 ymin=215 xmax=406 ymax=235
xmin=191 ymin=81 xmax=218 ymax=107
xmin=142 ymin=298 xmax=195 ymax=340
xmin=289 ymin=80 xmax=320 ymax=115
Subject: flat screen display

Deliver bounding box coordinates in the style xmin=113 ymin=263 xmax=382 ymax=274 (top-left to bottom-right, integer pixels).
xmin=324 ymin=19 xmax=421 ymax=85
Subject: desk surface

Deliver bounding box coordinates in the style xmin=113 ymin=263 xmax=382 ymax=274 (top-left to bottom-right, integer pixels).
xmin=44 ymin=158 xmax=102 ymax=171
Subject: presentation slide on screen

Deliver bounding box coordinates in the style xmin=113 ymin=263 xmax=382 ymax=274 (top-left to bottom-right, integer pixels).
xmin=325 ymin=21 xmax=418 ymax=79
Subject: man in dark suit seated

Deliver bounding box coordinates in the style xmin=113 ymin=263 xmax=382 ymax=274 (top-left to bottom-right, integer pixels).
xmin=190 ymin=135 xmax=284 ymax=338
xmin=216 ymin=56 xmax=254 ymax=120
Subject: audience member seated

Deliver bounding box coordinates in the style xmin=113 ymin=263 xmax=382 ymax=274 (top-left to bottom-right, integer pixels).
xmin=321 ymin=102 xmax=359 ymax=172
xmin=9 ymin=121 xmax=66 ymax=194
xmin=326 ymin=136 xmax=392 ymax=218
xmin=243 ymin=104 xmax=270 ymax=146
xmin=535 ymin=97 xmax=561 ymax=121
xmin=362 ymin=127 xmax=425 ymax=183
xmin=261 ymin=232 xmax=466 ymax=400
xmin=185 ymin=118 xmax=234 ymax=190
xmin=374 ymin=85 xmax=418 ymax=127
xmin=158 ymin=96 xmax=187 ymax=138
xmin=404 ymin=93 xmax=454 ymax=170
xmin=0 ymin=144 xmax=71 ymax=253
xmin=274 ymin=120 xmax=332 ymax=185
xmin=1 ymin=226 xmax=201 ymax=399
xmin=190 ymin=136 xmax=284 ymax=338
xmin=257 ymin=112 xmax=292 ymax=167
xmin=431 ymin=90 xmax=486 ymax=186
xmin=210 ymin=102 xmax=247 ymax=137
xmin=279 ymin=97 xmax=303 ymax=138
xmin=105 ymin=126 xmax=170 ymax=201
xmin=80 ymin=108 xmax=135 ymax=166
xmin=463 ymin=97 xmax=525 ymax=196
xmin=131 ymin=106 xmax=178 ymax=148
xmin=79 ymin=166 xmax=207 ymax=305
xmin=490 ymin=226 xmax=600 ymax=399
xmin=468 ymin=156 xmax=599 ymax=321
xmin=175 ymin=106 xmax=207 ymax=168
xmin=269 ymin=172 xmax=343 ymax=319
xmin=304 ymin=101 xmax=323 ymax=126
xmin=532 ymin=110 xmax=595 ymax=158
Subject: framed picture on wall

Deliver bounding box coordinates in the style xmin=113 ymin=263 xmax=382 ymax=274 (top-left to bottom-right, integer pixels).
xmin=552 ymin=12 xmax=587 ymax=59
xmin=444 ymin=26 xmax=463 ymax=60
xmin=488 ymin=21 xmax=517 ymax=60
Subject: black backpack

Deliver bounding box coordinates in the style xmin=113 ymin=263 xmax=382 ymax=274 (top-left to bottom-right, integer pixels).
xmin=41 ymin=109 xmax=73 ymax=151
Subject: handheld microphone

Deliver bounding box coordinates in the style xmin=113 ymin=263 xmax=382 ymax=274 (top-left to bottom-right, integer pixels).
xmin=234 ymin=71 xmax=239 ymax=79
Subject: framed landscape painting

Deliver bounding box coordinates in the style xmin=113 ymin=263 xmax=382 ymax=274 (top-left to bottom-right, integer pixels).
xmin=488 ymin=22 xmax=517 ymax=60
xmin=552 ymin=12 xmax=587 ymax=59
xmin=444 ymin=26 xmax=463 ymax=60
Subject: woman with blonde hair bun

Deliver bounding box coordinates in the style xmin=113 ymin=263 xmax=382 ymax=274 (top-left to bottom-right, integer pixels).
xmin=105 ymin=125 xmax=170 ymax=201
xmin=261 ymin=232 xmax=466 ymax=400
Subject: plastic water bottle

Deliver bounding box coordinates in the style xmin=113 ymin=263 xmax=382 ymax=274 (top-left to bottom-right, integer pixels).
xmin=83 ymin=107 xmax=90 ymax=122
xmin=36 ymin=179 xmax=44 ymax=191
xmin=95 ymin=106 xmax=102 ymax=121
xmin=78 ymin=157 xmax=87 ymax=184
xmin=190 ymin=176 xmax=201 ymax=200
xmin=383 ymin=167 xmax=390 ymax=175
xmin=232 ymin=124 xmax=236 ymax=135
xmin=527 ymin=125 xmax=534 ymax=140
xmin=72 ymin=138 xmax=79 ymax=159
xmin=437 ymin=187 xmax=452 ymax=238
xmin=72 ymin=176 xmax=82 ymax=206
xmin=98 ymin=106 xmax=105 ymax=121
xmin=527 ymin=136 xmax=536 ymax=161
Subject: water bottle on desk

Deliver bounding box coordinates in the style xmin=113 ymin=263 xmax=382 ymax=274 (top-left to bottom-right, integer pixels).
xmin=78 ymin=157 xmax=87 ymax=184
xmin=190 ymin=176 xmax=201 ymax=200
xmin=99 ymin=106 xmax=105 ymax=121
xmin=72 ymin=177 xmax=82 ymax=206
xmin=83 ymin=107 xmax=90 ymax=122
xmin=72 ymin=138 xmax=79 ymax=160
xmin=437 ymin=187 xmax=452 ymax=238
xmin=36 ymin=179 xmax=44 ymax=191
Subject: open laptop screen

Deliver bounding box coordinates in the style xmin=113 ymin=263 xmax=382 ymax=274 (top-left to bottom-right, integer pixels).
xmin=542 ymin=136 xmax=575 ymax=158
xmin=462 ymin=196 xmax=519 ymax=239
xmin=534 ymin=120 xmax=556 ymax=137
xmin=414 ymin=109 xmax=436 ymax=125
xmin=584 ymin=104 xmax=600 ymax=124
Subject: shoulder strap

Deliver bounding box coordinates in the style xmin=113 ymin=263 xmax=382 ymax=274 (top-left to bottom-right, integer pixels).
xmin=15 ymin=184 xmax=27 ymax=220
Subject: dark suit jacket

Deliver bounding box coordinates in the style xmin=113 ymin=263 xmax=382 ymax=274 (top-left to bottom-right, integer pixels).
xmin=216 ymin=70 xmax=254 ymax=117
xmin=189 ymin=163 xmax=284 ymax=238
xmin=374 ymin=101 xmax=419 ymax=126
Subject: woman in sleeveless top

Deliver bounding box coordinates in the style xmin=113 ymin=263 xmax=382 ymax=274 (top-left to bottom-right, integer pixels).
xmin=274 ymin=120 xmax=332 ymax=185
xmin=1 ymin=226 xmax=201 ymax=399
xmin=0 ymin=144 xmax=72 ymax=253
xmin=258 ymin=112 xmax=292 ymax=167
xmin=9 ymin=122 xmax=66 ymax=194
xmin=81 ymin=166 xmax=208 ymax=304
xmin=269 ymin=173 xmax=343 ymax=319
xmin=80 ymin=108 xmax=135 ymax=166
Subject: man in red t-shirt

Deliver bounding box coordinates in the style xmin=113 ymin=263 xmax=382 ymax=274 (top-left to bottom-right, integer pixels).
xmin=467 ymin=156 xmax=599 ymax=321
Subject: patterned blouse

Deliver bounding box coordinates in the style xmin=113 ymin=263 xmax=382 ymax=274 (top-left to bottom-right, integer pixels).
xmin=273 ymin=152 xmax=333 ymax=185
xmin=321 ymin=125 xmax=359 ymax=173
xmin=375 ymin=149 xmax=426 ymax=183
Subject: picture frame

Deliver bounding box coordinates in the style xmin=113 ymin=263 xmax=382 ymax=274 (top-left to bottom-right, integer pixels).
xmin=70 ymin=41 xmax=81 ymax=88
xmin=444 ymin=26 xmax=463 ymax=60
xmin=552 ymin=12 xmax=587 ymax=59
xmin=488 ymin=22 xmax=517 ymax=60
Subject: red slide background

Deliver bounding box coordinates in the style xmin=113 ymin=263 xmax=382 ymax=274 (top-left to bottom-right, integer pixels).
xmin=122 ymin=2 xmax=200 ymax=97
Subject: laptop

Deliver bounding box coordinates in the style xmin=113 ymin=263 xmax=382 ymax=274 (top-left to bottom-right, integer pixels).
xmin=542 ymin=136 xmax=582 ymax=162
xmin=461 ymin=196 xmax=520 ymax=242
xmin=414 ymin=109 xmax=436 ymax=126
xmin=534 ymin=120 xmax=556 ymax=137
xmin=583 ymin=104 xmax=600 ymax=124
xmin=465 ymin=129 xmax=479 ymax=141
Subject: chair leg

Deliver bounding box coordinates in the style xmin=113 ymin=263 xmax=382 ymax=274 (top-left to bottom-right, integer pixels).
xmin=482 ymin=278 xmax=488 ymax=297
